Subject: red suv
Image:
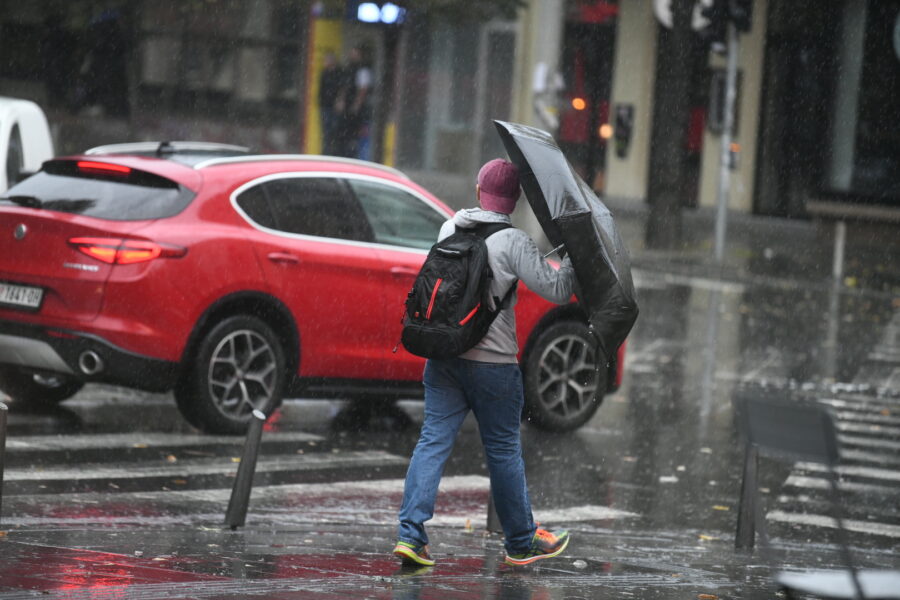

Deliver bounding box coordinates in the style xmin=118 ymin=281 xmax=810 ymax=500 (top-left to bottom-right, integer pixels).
xmin=0 ymin=143 xmax=624 ymax=433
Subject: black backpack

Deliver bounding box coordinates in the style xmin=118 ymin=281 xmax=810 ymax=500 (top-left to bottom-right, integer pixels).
xmin=400 ymin=223 xmax=515 ymax=359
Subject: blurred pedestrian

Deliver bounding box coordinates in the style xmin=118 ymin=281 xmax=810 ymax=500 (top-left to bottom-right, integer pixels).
xmin=318 ymin=51 xmax=343 ymax=156
xmin=394 ymin=159 xmax=576 ymax=567
xmin=343 ymin=45 xmax=373 ymax=160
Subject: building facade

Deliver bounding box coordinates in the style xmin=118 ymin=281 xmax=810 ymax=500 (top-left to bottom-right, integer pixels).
xmin=1 ymin=0 xmax=896 ymax=219
xmin=579 ymin=0 xmax=899 ymax=218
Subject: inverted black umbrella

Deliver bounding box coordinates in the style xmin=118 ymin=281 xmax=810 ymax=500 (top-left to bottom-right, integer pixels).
xmin=494 ymin=120 xmax=638 ymax=363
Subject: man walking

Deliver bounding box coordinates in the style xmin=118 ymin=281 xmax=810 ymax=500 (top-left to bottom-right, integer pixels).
xmin=394 ymin=159 xmax=576 ymax=567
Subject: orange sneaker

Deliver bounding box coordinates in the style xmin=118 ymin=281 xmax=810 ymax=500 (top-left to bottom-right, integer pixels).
xmin=504 ymin=528 xmax=570 ymax=566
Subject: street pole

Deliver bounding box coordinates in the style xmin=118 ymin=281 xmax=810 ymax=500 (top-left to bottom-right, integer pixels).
xmin=713 ymin=20 xmax=739 ymax=263
xmin=0 ymin=402 xmax=6 ymax=527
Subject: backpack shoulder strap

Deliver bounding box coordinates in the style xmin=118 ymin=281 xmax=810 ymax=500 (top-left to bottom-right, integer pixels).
xmin=460 ymin=222 xmax=512 ymax=240
xmin=466 ymin=223 xmax=517 ymax=309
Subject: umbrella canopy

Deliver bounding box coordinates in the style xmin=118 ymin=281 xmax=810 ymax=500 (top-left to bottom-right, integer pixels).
xmin=494 ymin=120 xmax=638 ymax=362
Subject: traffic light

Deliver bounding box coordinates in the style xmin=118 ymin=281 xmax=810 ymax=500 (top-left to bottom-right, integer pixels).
xmin=698 ymin=0 xmax=753 ymax=47
xmin=699 ymin=0 xmax=728 ymax=47
xmin=730 ymin=0 xmax=753 ymax=32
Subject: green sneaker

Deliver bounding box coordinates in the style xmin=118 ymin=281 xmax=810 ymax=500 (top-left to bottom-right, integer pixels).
xmin=392 ymin=540 xmax=435 ymax=566
xmin=504 ymin=528 xmax=570 ymax=566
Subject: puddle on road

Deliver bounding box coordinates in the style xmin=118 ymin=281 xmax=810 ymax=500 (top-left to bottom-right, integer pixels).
xmin=0 ymin=535 xmax=740 ymax=598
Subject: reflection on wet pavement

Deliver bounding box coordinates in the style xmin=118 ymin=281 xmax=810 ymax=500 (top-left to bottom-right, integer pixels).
xmin=2 ymin=527 xmax=742 ymax=598
xmin=1 ymin=268 xmax=898 ymax=599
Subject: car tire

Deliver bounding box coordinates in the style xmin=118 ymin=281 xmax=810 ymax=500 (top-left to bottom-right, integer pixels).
xmin=0 ymin=366 xmax=84 ymax=405
xmin=522 ymin=319 xmax=605 ymax=432
xmin=175 ymin=315 xmax=286 ymax=435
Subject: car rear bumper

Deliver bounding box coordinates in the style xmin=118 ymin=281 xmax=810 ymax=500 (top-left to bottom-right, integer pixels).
xmin=0 ymin=320 xmax=177 ymax=392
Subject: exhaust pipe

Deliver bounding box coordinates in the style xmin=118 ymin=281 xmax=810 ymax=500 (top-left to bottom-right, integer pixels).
xmin=78 ymin=350 xmax=104 ymax=375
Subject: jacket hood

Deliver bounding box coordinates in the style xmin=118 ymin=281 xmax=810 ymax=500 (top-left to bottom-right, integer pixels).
xmin=451 ymin=208 xmax=511 ymax=229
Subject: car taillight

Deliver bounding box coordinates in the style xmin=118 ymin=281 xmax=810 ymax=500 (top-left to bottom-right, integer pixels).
xmin=76 ymin=161 xmax=132 ymax=176
xmin=68 ymin=237 xmax=187 ymax=265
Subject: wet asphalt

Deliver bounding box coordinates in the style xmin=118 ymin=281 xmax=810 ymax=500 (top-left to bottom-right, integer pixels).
xmin=1 ymin=209 xmax=899 ymax=599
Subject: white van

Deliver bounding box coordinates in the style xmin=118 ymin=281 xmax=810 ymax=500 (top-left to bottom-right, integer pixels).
xmin=0 ymin=97 xmax=54 ymax=193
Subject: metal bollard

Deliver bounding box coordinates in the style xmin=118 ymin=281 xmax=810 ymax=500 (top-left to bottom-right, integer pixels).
xmin=0 ymin=402 xmax=7 ymax=527
xmin=225 ymin=409 xmax=267 ymax=530
xmin=734 ymin=444 xmax=759 ymax=550
xmin=486 ymin=486 xmax=502 ymax=533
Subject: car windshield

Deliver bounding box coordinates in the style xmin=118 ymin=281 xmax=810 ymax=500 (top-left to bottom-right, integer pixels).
xmin=2 ymin=163 xmax=194 ymax=221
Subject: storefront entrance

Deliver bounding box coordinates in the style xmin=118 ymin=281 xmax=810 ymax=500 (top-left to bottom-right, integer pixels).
xmin=755 ymin=0 xmax=900 ymax=216
xmin=556 ymin=1 xmax=618 ymax=191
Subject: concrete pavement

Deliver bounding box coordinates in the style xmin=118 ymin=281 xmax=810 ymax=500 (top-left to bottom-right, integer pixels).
xmin=1 ymin=200 xmax=898 ymax=599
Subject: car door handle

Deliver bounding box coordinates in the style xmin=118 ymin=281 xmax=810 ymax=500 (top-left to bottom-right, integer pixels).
xmin=390 ymin=266 xmax=418 ymax=277
xmin=267 ymin=252 xmax=301 ymax=265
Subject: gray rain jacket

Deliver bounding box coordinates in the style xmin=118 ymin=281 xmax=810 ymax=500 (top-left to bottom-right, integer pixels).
xmin=438 ymin=208 xmax=576 ymax=364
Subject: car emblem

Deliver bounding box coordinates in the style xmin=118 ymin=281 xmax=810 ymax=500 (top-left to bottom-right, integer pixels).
xmin=14 ymin=224 xmax=27 ymax=240
xmin=63 ymin=262 xmax=100 ymax=272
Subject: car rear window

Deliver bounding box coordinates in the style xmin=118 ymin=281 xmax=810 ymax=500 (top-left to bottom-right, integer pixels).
xmin=1 ymin=160 xmax=194 ymax=221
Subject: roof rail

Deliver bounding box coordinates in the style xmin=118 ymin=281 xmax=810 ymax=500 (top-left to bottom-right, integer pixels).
xmin=192 ymin=154 xmax=409 ymax=179
xmin=85 ymin=141 xmax=251 ymax=156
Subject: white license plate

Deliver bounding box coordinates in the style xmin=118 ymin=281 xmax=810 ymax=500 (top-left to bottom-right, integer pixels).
xmin=0 ymin=282 xmax=44 ymax=309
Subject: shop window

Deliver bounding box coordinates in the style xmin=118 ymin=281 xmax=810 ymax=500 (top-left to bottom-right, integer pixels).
xmin=825 ymin=0 xmax=900 ymax=202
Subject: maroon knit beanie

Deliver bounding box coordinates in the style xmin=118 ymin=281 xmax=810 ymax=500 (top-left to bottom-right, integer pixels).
xmin=477 ymin=159 xmax=520 ymax=214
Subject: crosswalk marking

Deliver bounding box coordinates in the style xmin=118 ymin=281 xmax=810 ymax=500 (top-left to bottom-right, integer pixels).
xmin=2 ymin=474 xmax=637 ymax=528
xmin=776 ymin=494 xmax=900 ymax=521
xmin=785 ymin=474 xmax=898 ymax=495
xmin=838 ymin=434 xmax=900 ymax=451
xmin=839 ymin=448 xmax=900 ymax=465
xmin=795 ymin=462 xmax=900 ymax=483
xmin=836 ymin=421 xmax=900 ymax=436
xmin=437 ymin=505 xmax=638 ymax=528
xmin=820 ymin=398 xmax=898 ymax=412
xmin=6 ymin=474 xmax=492 ymax=505
xmin=6 ymin=431 xmax=323 ymax=452
xmin=834 ymin=411 xmax=900 ymax=426
xmin=4 ymin=451 xmax=407 ymax=483
xmin=767 ymin=389 xmax=900 ymax=545
xmin=766 ymin=510 xmax=900 ymax=539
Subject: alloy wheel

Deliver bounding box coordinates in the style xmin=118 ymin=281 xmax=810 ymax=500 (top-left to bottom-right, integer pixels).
xmin=535 ymin=333 xmax=599 ymax=420
xmin=207 ymin=329 xmax=278 ymax=419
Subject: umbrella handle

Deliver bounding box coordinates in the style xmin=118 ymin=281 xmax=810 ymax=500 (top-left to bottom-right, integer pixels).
xmin=543 ymin=243 xmax=566 ymax=259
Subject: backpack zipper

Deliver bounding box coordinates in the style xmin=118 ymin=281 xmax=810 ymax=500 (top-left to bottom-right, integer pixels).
xmin=425 ymin=278 xmax=443 ymax=320
xmin=459 ymin=303 xmax=480 ymax=325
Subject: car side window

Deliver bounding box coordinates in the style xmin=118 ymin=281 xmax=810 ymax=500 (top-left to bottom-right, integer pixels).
xmin=258 ymin=177 xmax=372 ymax=242
xmin=235 ymin=184 xmax=277 ymax=229
xmin=349 ymin=180 xmax=446 ymax=250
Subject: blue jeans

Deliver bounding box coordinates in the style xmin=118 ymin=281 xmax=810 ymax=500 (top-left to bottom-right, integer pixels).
xmin=397 ymin=358 xmax=536 ymax=554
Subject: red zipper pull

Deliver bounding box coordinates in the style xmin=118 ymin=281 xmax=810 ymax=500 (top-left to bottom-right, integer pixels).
xmin=426 ymin=278 xmax=443 ymax=320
